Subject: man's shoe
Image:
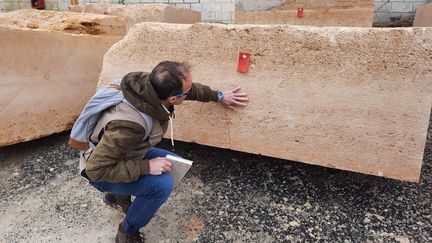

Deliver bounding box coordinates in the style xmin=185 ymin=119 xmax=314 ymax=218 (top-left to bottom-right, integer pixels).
xmin=115 ymin=222 xmax=145 ymax=243
xmin=103 ymin=193 xmax=131 ymax=214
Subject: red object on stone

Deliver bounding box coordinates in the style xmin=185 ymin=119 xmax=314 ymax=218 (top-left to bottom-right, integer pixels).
xmin=31 ymin=0 xmax=45 ymax=9
xmin=297 ymin=8 xmax=304 ymax=18
xmin=237 ymin=52 xmax=251 ymax=73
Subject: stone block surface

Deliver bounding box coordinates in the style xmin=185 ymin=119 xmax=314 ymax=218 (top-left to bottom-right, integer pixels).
xmin=235 ymin=8 xmax=374 ymax=27
xmin=236 ymin=0 xmax=362 ymax=12
xmin=413 ymin=3 xmax=432 ymax=27
xmin=0 ymin=9 xmax=123 ymax=146
xmin=235 ymin=0 xmax=374 ymax=27
xmin=99 ymin=23 xmax=432 ymax=182
xmin=69 ymin=3 xmax=201 ymax=30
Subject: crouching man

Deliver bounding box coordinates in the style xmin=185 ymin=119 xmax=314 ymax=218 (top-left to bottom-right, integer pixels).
xmin=69 ymin=61 xmax=248 ymax=243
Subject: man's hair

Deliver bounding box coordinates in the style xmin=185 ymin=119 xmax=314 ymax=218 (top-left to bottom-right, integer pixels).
xmin=149 ymin=61 xmax=191 ymax=100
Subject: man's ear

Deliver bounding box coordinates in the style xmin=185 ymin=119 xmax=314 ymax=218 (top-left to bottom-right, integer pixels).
xmin=167 ymin=96 xmax=177 ymax=104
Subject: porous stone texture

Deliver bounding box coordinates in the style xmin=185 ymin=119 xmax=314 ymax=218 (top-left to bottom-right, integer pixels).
xmin=69 ymin=4 xmax=201 ymax=30
xmin=0 ymin=9 xmax=123 ymax=146
xmin=236 ymin=0 xmax=373 ymax=11
xmin=235 ymin=0 xmax=374 ymax=27
xmin=99 ymin=23 xmax=432 ymax=182
xmin=0 ymin=9 xmax=126 ymax=35
xmin=413 ymin=3 xmax=432 ymax=27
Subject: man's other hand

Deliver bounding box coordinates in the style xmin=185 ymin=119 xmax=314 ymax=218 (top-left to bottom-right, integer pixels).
xmin=149 ymin=157 xmax=173 ymax=175
xmin=221 ymin=86 xmax=249 ymax=111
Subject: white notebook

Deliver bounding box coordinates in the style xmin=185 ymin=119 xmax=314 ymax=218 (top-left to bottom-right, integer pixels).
xmin=165 ymin=155 xmax=193 ymax=188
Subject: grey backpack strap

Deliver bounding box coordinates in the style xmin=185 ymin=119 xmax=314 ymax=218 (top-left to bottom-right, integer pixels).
xmin=122 ymin=99 xmax=153 ymax=139
xmin=90 ymin=101 xmax=153 ymax=145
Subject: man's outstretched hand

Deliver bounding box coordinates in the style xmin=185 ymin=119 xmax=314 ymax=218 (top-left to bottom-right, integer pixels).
xmin=221 ymin=86 xmax=249 ymax=111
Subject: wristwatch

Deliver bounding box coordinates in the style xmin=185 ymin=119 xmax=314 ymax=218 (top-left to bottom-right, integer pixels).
xmin=217 ymin=91 xmax=224 ymax=102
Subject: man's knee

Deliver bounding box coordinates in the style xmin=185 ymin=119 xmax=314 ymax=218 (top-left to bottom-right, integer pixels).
xmin=138 ymin=173 xmax=174 ymax=198
xmin=157 ymin=173 xmax=174 ymax=197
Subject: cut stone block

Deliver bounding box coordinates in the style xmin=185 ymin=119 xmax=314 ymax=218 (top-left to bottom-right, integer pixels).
xmin=236 ymin=0 xmax=373 ymax=11
xmin=235 ymin=0 xmax=374 ymax=27
xmin=0 ymin=6 xmax=199 ymax=147
xmin=69 ymin=4 xmax=201 ymax=30
xmin=99 ymin=23 xmax=432 ymax=182
xmin=413 ymin=3 xmax=432 ymax=27
xmin=0 ymin=9 xmax=124 ymax=146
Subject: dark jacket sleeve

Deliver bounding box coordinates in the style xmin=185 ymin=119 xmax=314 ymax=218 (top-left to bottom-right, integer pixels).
xmin=186 ymin=82 xmax=219 ymax=102
xmin=85 ymin=120 xmax=150 ymax=183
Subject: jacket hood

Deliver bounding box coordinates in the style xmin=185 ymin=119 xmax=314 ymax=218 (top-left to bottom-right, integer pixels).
xmin=120 ymin=72 xmax=171 ymax=121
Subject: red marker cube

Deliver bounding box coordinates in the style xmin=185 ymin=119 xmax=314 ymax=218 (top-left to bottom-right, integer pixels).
xmin=297 ymin=8 xmax=304 ymax=18
xmin=237 ymin=52 xmax=251 ymax=73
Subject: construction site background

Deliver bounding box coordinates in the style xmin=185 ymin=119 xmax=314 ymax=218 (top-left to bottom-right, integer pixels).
xmin=0 ymin=0 xmax=430 ymax=26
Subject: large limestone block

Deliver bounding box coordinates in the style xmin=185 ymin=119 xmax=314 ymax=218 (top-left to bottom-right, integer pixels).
xmin=235 ymin=0 xmax=374 ymax=27
xmin=235 ymin=9 xmax=373 ymax=27
xmin=0 ymin=10 xmax=124 ymax=146
xmin=99 ymin=23 xmax=432 ymax=182
xmin=414 ymin=3 xmax=432 ymax=27
xmin=237 ymin=0 xmax=373 ymax=11
xmin=70 ymin=4 xmax=201 ymax=30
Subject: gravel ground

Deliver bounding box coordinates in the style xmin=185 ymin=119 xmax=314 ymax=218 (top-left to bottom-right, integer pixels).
xmin=0 ymin=119 xmax=431 ymax=242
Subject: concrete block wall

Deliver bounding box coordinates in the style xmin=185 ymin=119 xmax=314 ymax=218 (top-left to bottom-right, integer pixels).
xmin=45 ymin=0 xmax=71 ymax=10
xmin=374 ymin=0 xmax=431 ymax=26
xmin=194 ymin=0 xmax=235 ymax=24
xmin=0 ymin=0 xmax=31 ymax=11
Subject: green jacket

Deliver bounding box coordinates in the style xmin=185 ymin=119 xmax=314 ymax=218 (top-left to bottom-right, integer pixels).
xmin=85 ymin=72 xmax=218 ymax=183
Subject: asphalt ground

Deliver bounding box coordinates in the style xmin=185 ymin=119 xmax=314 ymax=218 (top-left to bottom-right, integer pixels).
xmin=0 ymin=120 xmax=431 ymax=242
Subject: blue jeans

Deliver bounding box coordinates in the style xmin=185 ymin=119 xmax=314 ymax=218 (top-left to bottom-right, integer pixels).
xmin=89 ymin=147 xmax=178 ymax=233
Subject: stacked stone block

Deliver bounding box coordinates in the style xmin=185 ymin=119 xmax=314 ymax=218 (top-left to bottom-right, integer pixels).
xmin=95 ymin=0 xmax=234 ymax=23
xmin=0 ymin=9 xmax=124 ymax=146
xmin=78 ymin=0 xmax=234 ymax=23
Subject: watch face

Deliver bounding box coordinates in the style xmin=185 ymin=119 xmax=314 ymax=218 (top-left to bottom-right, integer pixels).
xmin=217 ymin=91 xmax=224 ymax=101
